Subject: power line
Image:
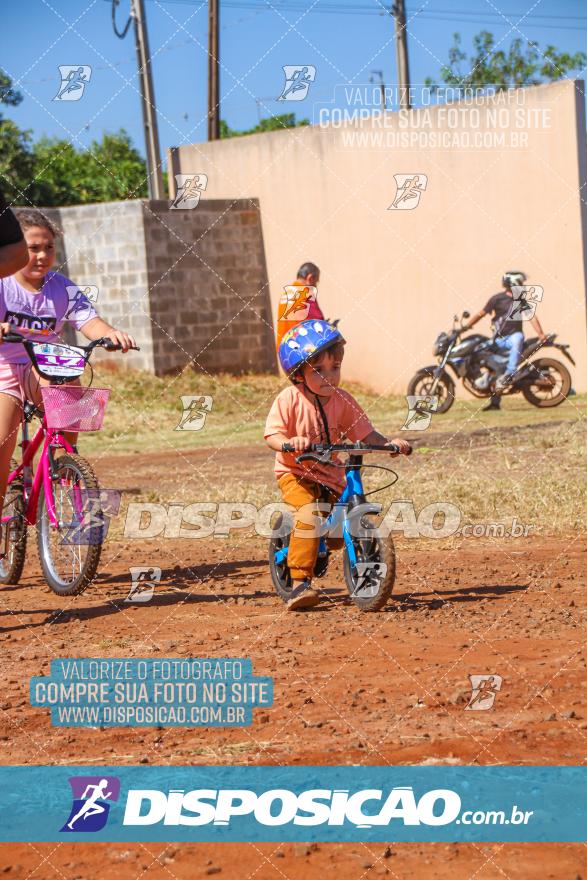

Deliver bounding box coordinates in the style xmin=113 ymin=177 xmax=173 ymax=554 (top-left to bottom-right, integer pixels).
xmin=112 ymin=0 xmax=133 ymax=38
xmin=151 ymin=0 xmax=587 ymax=19
xmin=103 ymin=0 xmax=587 ymax=28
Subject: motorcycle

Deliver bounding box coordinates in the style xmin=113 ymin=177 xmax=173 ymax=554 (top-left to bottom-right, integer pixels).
xmin=407 ymin=311 xmax=575 ymax=413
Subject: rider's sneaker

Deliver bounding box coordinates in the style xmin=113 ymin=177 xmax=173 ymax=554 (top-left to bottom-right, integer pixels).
xmin=287 ymin=579 xmax=320 ymax=611
xmin=494 ymin=372 xmax=513 ymax=391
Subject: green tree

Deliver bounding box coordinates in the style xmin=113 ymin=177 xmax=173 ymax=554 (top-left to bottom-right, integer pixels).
xmin=1 ymin=126 xmax=149 ymax=207
xmin=0 ymin=69 xmax=42 ymax=205
xmin=0 ymin=69 xmax=23 ymax=115
xmin=32 ymin=130 xmax=149 ymax=205
xmin=1 ymin=67 xmax=150 ymax=206
xmin=85 ymin=130 xmax=149 ymax=201
xmin=30 ymin=138 xmax=87 ymax=205
xmin=426 ymin=31 xmax=587 ymax=93
xmin=220 ymin=113 xmax=309 ymax=138
xmin=0 ymin=119 xmax=53 ymax=206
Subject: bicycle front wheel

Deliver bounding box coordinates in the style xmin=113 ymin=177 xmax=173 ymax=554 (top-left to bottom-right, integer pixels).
xmin=343 ymin=523 xmax=396 ymax=612
xmin=37 ymin=454 xmax=103 ymax=596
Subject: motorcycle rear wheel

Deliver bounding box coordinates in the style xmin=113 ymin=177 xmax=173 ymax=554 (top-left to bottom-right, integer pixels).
xmin=521 ymin=357 xmax=571 ymax=408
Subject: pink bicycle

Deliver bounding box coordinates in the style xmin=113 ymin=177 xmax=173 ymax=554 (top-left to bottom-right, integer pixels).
xmin=0 ymin=333 xmax=134 ymax=596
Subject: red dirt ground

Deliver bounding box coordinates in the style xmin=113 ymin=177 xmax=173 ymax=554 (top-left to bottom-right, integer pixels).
xmin=0 ymin=449 xmax=585 ymax=878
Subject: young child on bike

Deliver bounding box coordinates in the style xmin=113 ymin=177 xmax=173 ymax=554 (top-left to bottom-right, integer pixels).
xmin=0 ymin=209 xmax=135 ymax=529
xmin=264 ymin=319 xmax=410 ymax=610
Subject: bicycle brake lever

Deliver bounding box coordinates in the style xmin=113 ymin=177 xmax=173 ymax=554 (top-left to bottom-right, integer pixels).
xmin=297 ymin=451 xmax=332 ymax=464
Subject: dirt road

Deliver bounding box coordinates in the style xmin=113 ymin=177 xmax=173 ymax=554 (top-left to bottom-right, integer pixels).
xmin=0 ymin=448 xmax=585 ymax=878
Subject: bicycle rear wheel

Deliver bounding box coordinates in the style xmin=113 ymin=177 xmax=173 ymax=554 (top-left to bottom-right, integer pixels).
xmin=0 ymin=459 xmax=27 ymax=585
xmin=268 ymin=512 xmax=294 ymax=602
xmin=36 ymin=454 xmax=103 ymax=596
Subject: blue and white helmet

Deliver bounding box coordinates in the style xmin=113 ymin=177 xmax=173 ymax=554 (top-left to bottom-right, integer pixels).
xmin=278 ymin=319 xmax=345 ymax=377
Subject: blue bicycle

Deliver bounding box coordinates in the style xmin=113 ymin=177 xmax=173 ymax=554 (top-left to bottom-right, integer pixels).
xmin=269 ymin=442 xmax=411 ymax=612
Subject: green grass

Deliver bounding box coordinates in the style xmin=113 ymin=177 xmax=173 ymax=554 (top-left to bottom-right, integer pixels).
xmin=81 ymin=362 xmax=587 ymax=456
xmin=73 ymin=364 xmax=587 ymax=537
xmin=81 ymin=365 xmax=281 ymax=454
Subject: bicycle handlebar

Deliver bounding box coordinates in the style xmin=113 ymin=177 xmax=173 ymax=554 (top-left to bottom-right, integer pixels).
xmin=1 ymin=332 xmax=28 ymax=344
xmin=0 ymin=332 xmax=140 ymax=352
xmin=282 ymin=441 xmax=412 ymax=462
xmin=88 ymin=337 xmax=141 ymax=353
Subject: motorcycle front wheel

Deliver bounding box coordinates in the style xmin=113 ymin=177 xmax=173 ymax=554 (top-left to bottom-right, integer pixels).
xmin=407 ymin=367 xmax=455 ymax=414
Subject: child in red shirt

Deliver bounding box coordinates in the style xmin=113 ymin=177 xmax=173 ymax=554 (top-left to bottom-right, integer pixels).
xmin=275 ymin=261 xmax=324 ymax=351
xmin=265 ymin=319 xmax=410 ymax=610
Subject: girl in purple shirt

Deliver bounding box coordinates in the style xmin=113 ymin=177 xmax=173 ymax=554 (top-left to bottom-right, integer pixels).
xmin=0 ymin=209 xmax=135 ymax=532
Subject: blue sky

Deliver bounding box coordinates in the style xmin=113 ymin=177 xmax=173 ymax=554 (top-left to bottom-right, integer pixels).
xmin=3 ymin=0 xmax=587 ymax=166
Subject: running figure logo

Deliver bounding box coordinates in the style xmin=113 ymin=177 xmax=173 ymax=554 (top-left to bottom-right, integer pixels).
xmin=66 ymin=284 xmax=99 ymax=305
xmin=53 ymin=66 xmax=92 ymax=101
xmin=402 ymin=395 xmax=438 ymax=431
xmin=388 ymin=174 xmax=428 ymax=210
xmin=61 ymin=489 xmax=121 ymax=546
xmin=506 ymin=285 xmax=543 ymax=322
xmin=465 ymin=674 xmax=503 ymax=711
xmin=280 ymin=285 xmax=318 ymax=321
xmin=61 ymin=776 xmax=120 ymax=832
xmin=171 ymin=173 xmax=208 ymax=210
xmin=65 ymin=286 xmax=99 ymax=326
xmin=125 ymin=566 xmax=162 ymax=603
xmin=352 ymin=562 xmax=387 ymax=597
xmin=175 ymin=395 xmax=213 ymax=431
xmin=277 ymin=65 xmax=316 ymax=101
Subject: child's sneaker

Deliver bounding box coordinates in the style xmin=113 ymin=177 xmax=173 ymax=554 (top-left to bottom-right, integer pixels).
xmin=287 ymin=579 xmax=320 ymax=610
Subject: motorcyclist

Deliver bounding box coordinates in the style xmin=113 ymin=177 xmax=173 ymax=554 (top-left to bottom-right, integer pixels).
xmin=463 ymin=271 xmax=548 ymax=411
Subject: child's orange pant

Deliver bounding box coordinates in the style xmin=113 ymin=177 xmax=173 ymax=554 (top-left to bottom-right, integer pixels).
xmin=277 ymin=473 xmax=344 ymax=580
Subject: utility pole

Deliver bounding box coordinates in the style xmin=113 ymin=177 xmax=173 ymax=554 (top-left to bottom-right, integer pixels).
xmin=208 ymin=0 xmax=220 ymax=140
xmin=370 ymin=70 xmax=386 ymax=109
xmin=132 ymin=0 xmax=165 ymax=198
xmin=392 ymin=0 xmax=411 ymax=110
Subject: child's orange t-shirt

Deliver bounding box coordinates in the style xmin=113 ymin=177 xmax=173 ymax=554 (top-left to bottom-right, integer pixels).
xmin=264 ymin=384 xmax=373 ymax=493
xmin=275 ymin=280 xmax=324 ymax=350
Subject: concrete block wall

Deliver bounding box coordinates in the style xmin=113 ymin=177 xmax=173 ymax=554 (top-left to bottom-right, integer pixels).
xmin=37 ymin=199 xmax=275 ymax=376
xmin=45 ymin=201 xmax=154 ymax=371
xmin=144 ymin=199 xmax=275 ymax=375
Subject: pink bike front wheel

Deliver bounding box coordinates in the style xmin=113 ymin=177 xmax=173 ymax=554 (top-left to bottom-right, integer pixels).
xmin=36 ymin=453 xmax=103 ymax=596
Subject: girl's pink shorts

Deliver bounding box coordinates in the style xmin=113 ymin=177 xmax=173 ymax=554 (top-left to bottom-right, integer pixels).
xmin=0 ymin=362 xmax=33 ymax=404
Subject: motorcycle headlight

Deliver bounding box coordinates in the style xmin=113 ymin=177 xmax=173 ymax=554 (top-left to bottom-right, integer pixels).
xmin=433 ymin=333 xmax=448 ymax=356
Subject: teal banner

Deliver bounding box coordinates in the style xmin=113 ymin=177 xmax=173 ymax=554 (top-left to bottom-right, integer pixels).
xmin=0 ymin=766 xmax=584 ymax=842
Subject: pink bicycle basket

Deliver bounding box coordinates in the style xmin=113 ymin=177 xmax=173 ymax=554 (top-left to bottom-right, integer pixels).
xmin=40 ymin=386 xmax=111 ymax=432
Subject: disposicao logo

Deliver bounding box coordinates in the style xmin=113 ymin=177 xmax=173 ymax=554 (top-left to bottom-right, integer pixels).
xmin=122 ymin=786 xmax=462 ymax=827
xmin=61 ymin=776 xmax=120 ymax=832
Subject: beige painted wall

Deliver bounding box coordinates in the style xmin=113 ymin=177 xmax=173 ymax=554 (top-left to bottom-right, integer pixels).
xmin=169 ymin=80 xmax=587 ymax=394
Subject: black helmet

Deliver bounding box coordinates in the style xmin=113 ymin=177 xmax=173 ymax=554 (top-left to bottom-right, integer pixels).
xmin=502 ymin=270 xmax=527 ymax=289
